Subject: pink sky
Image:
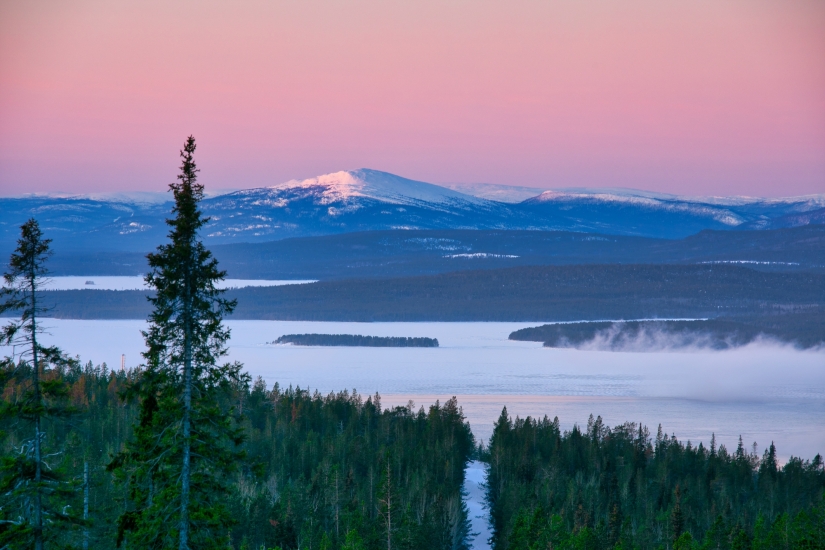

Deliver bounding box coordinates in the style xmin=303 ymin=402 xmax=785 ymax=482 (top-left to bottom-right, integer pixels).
xmin=1 ymin=0 xmax=823 ymax=197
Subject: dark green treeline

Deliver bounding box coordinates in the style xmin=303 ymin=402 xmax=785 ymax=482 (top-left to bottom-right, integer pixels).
xmin=0 ymin=363 xmax=475 ymax=549
xmin=485 ymin=409 xmax=825 ymax=550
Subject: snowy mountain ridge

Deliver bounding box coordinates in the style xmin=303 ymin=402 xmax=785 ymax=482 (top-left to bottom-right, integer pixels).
xmin=265 ymin=169 xmax=488 ymax=206
xmin=528 ymin=188 xmax=825 ymax=209
xmin=1 ymin=168 xmax=823 ymax=252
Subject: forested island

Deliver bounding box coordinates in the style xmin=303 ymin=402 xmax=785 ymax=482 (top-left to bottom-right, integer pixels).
xmin=509 ymin=313 xmax=825 ymax=350
xmin=273 ymin=334 xmax=439 ymax=347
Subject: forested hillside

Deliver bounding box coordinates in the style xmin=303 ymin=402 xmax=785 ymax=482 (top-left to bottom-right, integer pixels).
xmin=32 ymin=225 xmax=825 ymax=279
xmin=0 ymin=362 xmax=475 ymax=549
xmin=33 ymin=265 xmax=825 ymax=325
xmin=485 ymin=410 xmax=825 ymax=550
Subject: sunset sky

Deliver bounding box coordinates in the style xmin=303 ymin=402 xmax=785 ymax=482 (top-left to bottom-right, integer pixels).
xmin=1 ymin=0 xmax=823 ymax=197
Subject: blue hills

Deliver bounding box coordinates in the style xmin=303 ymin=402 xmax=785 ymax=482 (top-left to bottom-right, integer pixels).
xmin=2 ymin=168 xmax=823 ymax=253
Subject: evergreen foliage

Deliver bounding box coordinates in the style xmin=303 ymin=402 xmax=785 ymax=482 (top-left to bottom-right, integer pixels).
xmin=485 ymin=409 xmax=825 ymax=549
xmin=109 ymin=136 xmax=246 ymax=549
xmin=229 ymin=383 xmax=474 ymax=550
xmin=2 ymin=365 xmax=476 ymax=549
xmin=0 ymin=219 xmax=81 ymax=549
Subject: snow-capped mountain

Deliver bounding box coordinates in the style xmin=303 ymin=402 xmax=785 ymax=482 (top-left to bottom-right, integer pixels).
xmin=1 ymin=169 xmax=823 ymax=253
xmin=267 ymin=169 xmax=489 ymax=206
xmin=198 ymin=169 xmax=520 ymax=242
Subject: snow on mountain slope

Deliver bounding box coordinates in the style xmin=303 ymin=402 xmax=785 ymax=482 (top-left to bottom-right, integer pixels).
xmin=12 ymin=191 xmax=172 ymax=205
xmin=526 ymin=190 xmax=745 ymax=226
xmin=439 ymin=182 xmax=547 ymax=203
xmin=738 ymin=207 xmax=825 ymax=230
xmin=527 ymin=187 xmax=825 ymax=209
xmin=525 ymin=188 xmax=825 ymax=227
xmin=2 ymin=169 xmax=824 ymax=252
xmin=239 ymin=169 xmax=490 ymax=208
xmin=198 ymin=170 xmax=514 ymax=241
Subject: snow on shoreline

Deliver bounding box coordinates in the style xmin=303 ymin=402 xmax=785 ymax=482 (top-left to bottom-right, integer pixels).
xmin=41 ymin=276 xmax=316 ymax=291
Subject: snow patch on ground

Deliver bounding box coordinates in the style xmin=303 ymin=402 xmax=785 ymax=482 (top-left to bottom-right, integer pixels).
xmin=41 ymin=277 xmax=316 ymax=291
xmin=699 ymin=260 xmax=801 ymax=266
xmin=445 ymin=253 xmax=519 ymax=259
xmin=464 ymin=461 xmax=491 ymax=549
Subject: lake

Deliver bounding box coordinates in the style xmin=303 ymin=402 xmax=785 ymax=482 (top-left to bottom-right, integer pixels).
xmin=8 ymin=318 xmax=823 ymax=461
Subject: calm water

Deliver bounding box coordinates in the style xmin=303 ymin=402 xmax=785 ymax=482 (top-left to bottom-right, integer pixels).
xmin=5 ymin=319 xmax=824 ymax=460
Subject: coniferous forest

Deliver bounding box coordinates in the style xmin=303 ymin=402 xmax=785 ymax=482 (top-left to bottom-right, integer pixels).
xmin=0 ymin=361 xmax=475 ymax=549
xmin=485 ymin=411 xmax=824 ymax=550
xmin=1 ymin=137 xmax=823 ymax=549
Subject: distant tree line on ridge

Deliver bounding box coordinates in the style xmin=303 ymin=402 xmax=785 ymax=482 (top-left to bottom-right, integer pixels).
xmin=25 ymin=265 xmax=825 ymax=341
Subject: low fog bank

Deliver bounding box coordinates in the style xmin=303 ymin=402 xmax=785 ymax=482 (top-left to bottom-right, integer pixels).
xmin=510 ymin=318 xmax=825 ymax=351
xmin=571 ymin=329 xmax=816 ymax=353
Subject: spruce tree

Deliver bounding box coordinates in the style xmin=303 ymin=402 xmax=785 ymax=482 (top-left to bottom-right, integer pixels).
xmin=111 ymin=136 xmax=246 ymax=549
xmin=0 ymin=219 xmax=80 ymax=549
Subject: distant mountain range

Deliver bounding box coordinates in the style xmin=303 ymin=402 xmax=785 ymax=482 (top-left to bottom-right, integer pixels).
xmin=2 ymin=169 xmax=823 ymax=252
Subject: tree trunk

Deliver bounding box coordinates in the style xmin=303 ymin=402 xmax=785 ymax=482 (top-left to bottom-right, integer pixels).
xmin=83 ymin=461 xmax=90 ymax=550
xmin=335 ymin=469 xmax=340 ymax=538
xmin=31 ymin=272 xmax=43 ymax=550
xmin=386 ymin=459 xmax=392 ymax=550
xmin=179 ymin=273 xmax=193 ymax=550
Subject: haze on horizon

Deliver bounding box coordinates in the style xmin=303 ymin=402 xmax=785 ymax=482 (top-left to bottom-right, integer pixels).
xmin=1 ymin=0 xmax=824 ymax=197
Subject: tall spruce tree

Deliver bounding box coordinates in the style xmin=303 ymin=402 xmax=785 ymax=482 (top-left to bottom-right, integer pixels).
xmin=111 ymin=136 xmax=246 ymax=549
xmin=0 ymin=219 xmax=80 ymax=549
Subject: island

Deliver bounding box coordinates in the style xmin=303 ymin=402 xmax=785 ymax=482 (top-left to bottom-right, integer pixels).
xmin=272 ymin=333 xmax=439 ymax=347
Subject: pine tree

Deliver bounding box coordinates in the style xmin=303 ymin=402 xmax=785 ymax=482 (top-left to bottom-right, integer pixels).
xmin=0 ymin=219 xmax=80 ymax=549
xmin=111 ymin=136 xmax=246 ymax=549
xmin=670 ymin=484 xmax=684 ymax=545
xmin=378 ymin=455 xmax=396 ymax=550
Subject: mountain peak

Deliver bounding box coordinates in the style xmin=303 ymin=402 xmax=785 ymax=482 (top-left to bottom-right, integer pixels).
xmin=268 ymin=169 xmax=485 ymax=206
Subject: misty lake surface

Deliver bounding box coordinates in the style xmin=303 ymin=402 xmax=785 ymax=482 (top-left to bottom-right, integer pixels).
xmin=7 ymin=319 xmax=824 ymax=461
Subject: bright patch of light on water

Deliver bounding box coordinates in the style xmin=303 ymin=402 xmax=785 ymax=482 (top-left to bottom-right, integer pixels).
xmin=40 ymin=276 xmax=316 ymax=291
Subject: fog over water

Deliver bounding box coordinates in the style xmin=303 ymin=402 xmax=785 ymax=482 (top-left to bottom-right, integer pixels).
xmin=5 ymin=319 xmax=823 ymax=460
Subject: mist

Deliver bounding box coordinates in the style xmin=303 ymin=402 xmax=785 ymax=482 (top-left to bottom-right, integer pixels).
xmin=4 ymin=318 xmax=822 ymax=460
